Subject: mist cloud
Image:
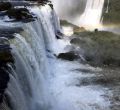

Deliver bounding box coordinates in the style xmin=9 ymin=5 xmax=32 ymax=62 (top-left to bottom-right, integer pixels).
xmin=51 ymin=0 xmax=87 ymax=25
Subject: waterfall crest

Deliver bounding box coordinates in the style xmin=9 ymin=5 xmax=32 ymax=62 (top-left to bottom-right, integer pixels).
xmin=79 ymin=0 xmax=105 ymax=28
xmin=0 ymin=3 xmax=60 ymax=110
xmin=0 ymin=1 xmax=111 ymax=110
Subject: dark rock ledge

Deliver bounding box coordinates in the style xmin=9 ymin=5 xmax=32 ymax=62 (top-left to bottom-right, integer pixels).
xmin=0 ymin=27 xmax=23 ymax=39
xmin=0 ymin=26 xmax=23 ymax=106
xmin=0 ymin=39 xmax=14 ymax=104
xmin=0 ymin=0 xmax=52 ymax=23
xmin=57 ymin=51 xmax=80 ymax=61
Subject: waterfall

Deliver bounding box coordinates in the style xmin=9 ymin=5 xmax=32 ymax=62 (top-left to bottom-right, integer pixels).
xmin=0 ymin=1 xmax=111 ymax=110
xmin=51 ymin=0 xmax=104 ymax=29
xmin=51 ymin=0 xmax=87 ymax=25
xmin=79 ymin=0 xmax=105 ymax=28
xmin=0 ymin=3 xmax=61 ymax=110
xmin=105 ymin=0 xmax=110 ymax=13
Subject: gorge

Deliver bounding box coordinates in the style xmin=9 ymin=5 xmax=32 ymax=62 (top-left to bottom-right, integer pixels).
xmin=0 ymin=0 xmax=120 ymax=110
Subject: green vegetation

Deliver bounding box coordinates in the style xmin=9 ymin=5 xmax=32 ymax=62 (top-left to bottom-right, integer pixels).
xmin=60 ymin=20 xmax=78 ymax=27
xmin=60 ymin=20 xmax=86 ymax=33
xmin=71 ymin=31 xmax=120 ymax=66
xmin=103 ymin=0 xmax=120 ymax=25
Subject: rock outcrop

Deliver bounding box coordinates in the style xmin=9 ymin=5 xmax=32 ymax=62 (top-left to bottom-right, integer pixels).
xmin=57 ymin=51 xmax=80 ymax=61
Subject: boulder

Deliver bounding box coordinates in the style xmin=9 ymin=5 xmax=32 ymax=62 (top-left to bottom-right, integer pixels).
xmin=57 ymin=51 xmax=79 ymax=61
xmin=94 ymin=28 xmax=98 ymax=33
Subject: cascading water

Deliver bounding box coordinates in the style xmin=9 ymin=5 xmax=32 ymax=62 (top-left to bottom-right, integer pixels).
xmin=51 ymin=0 xmax=87 ymax=27
xmin=0 ymin=2 xmax=61 ymax=110
xmin=79 ymin=0 xmax=105 ymax=28
xmin=51 ymin=0 xmax=105 ymax=29
xmin=105 ymin=0 xmax=110 ymax=13
xmin=0 ymin=1 xmax=111 ymax=110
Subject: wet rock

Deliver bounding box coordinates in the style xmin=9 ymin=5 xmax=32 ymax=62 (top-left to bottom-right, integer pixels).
xmin=56 ymin=30 xmax=63 ymax=39
xmin=57 ymin=51 xmax=79 ymax=61
xmin=0 ymin=55 xmax=11 ymax=103
xmin=0 ymin=12 xmax=7 ymax=16
xmin=0 ymin=27 xmax=23 ymax=34
xmin=0 ymin=38 xmax=14 ymax=104
xmin=8 ymin=1 xmax=34 ymax=7
xmin=0 ymin=40 xmax=13 ymax=62
xmin=94 ymin=28 xmax=98 ymax=33
xmin=48 ymin=3 xmax=53 ymax=9
xmin=0 ymin=2 xmax=12 ymax=11
xmin=0 ymin=27 xmax=23 ymax=39
xmin=25 ymin=0 xmax=51 ymax=5
xmin=70 ymin=38 xmax=83 ymax=44
xmin=0 ymin=68 xmax=9 ymax=103
xmin=72 ymin=68 xmax=96 ymax=73
xmin=6 ymin=8 xmax=34 ymax=21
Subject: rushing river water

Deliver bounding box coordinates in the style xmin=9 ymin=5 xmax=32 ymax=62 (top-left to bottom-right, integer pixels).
xmin=0 ymin=1 xmax=113 ymax=110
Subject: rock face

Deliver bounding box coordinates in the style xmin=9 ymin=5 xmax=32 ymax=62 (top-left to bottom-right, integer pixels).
xmin=0 ymin=27 xmax=17 ymax=106
xmin=25 ymin=0 xmax=50 ymax=3
xmin=0 ymin=27 xmax=23 ymax=39
xmin=57 ymin=51 xmax=79 ymax=61
xmin=0 ymin=3 xmax=36 ymax=22
xmin=0 ymin=2 xmax=12 ymax=11
xmin=103 ymin=0 xmax=120 ymax=25
xmin=0 ymin=0 xmax=52 ymax=23
xmin=0 ymin=44 xmax=14 ymax=104
xmin=7 ymin=8 xmax=35 ymax=22
xmin=0 ymin=67 xmax=9 ymax=103
xmin=0 ymin=35 xmax=15 ymax=110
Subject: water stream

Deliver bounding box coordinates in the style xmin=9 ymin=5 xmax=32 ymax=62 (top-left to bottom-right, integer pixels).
xmin=0 ymin=1 xmax=111 ymax=110
xmin=79 ymin=0 xmax=105 ymax=28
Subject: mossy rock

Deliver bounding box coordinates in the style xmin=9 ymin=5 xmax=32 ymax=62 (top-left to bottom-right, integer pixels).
xmin=71 ymin=31 xmax=120 ymax=66
xmin=60 ymin=20 xmax=86 ymax=33
xmin=103 ymin=0 xmax=120 ymax=25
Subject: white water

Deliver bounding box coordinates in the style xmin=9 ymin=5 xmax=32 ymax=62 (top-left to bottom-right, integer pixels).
xmin=48 ymin=21 xmax=110 ymax=110
xmin=51 ymin=0 xmax=104 ymax=29
xmin=51 ymin=0 xmax=87 ymax=21
xmin=0 ymin=2 xmax=110 ymax=110
xmin=78 ymin=0 xmax=105 ymax=28
xmin=2 ymin=5 xmax=59 ymax=110
xmin=62 ymin=26 xmax=74 ymax=36
xmin=106 ymin=0 xmax=110 ymax=13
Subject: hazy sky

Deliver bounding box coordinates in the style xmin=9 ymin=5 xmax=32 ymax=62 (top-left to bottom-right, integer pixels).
xmin=51 ymin=0 xmax=87 ymax=24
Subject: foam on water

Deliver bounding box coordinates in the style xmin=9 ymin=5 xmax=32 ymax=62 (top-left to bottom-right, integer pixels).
xmin=49 ymin=29 xmax=110 ymax=110
xmin=0 ymin=2 xmax=110 ymax=110
xmin=49 ymin=59 xmax=110 ymax=110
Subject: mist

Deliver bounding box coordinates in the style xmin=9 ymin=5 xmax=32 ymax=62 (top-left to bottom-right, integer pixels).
xmin=51 ymin=0 xmax=87 ymax=25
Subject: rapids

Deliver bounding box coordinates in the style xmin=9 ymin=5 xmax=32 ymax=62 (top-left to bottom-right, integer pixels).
xmin=0 ymin=1 xmax=110 ymax=110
